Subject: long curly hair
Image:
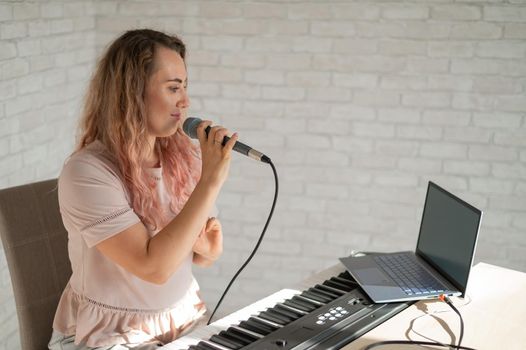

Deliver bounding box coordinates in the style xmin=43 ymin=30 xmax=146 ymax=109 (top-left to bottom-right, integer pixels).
xmin=77 ymin=29 xmax=200 ymax=231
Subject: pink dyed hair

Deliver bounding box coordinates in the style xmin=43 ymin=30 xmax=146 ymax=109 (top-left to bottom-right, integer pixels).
xmin=77 ymin=29 xmax=200 ymax=230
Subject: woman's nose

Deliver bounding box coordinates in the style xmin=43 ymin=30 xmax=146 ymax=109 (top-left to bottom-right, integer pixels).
xmin=176 ymin=88 xmax=190 ymax=109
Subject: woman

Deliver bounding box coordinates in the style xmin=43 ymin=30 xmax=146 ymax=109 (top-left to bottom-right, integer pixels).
xmin=49 ymin=29 xmax=238 ymax=349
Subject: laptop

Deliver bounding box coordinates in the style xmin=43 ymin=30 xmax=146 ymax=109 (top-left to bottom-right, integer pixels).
xmin=339 ymin=181 xmax=483 ymax=303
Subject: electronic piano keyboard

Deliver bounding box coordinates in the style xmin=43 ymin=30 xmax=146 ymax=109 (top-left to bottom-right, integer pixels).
xmin=162 ymin=265 xmax=413 ymax=350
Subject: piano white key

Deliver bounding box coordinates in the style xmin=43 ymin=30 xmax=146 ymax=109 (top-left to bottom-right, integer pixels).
xmin=161 ymin=288 xmax=301 ymax=349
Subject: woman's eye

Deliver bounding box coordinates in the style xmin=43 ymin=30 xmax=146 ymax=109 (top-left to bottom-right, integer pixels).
xmin=169 ymin=86 xmax=179 ymax=92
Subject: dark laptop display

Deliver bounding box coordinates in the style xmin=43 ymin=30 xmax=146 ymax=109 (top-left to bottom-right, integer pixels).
xmin=340 ymin=181 xmax=483 ymax=303
xmin=416 ymin=183 xmax=482 ymax=297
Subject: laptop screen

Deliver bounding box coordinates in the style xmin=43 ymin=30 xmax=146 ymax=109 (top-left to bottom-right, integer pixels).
xmin=416 ymin=182 xmax=482 ymax=296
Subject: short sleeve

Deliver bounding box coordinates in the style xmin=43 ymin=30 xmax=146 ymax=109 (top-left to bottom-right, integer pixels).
xmin=58 ymin=154 xmax=141 ymax=248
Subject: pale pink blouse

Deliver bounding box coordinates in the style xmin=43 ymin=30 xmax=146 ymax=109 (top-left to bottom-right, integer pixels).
xmin=53 ymin=141 xmax=206 ymax=347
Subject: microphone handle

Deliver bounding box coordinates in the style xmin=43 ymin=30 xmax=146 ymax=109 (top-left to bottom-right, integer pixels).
xmin=204 ymin=126 xmax=270 ymax=163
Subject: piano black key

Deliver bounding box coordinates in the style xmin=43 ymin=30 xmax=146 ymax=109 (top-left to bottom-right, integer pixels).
xmin=300 ymin=290 xmax=327 ymax=303
xmin=339 ymin=270 xmax=355 ymax=280
xmin=304 ymin=289 xmax=334 ymax=303
xmin=340 ymin=270 xmax=350 ymax=277
xmin=310 ymin=286 xmax=340 ymax=299
xmin=326 ymin=278 xmax=353 ymax=292
xmin=221 ymin=329 xmax=253 ymax=345
xmin=320 ymin=278 xmax=347 ymax=290
xmin=196 ymin=340 xmax=226 ymax=350
xmin=274 ymin=304 xmax=305 ymax=318
xmin=239 ymin=319 xmax=272 ymax=335
xmin=257 ymin=311 xmax=288 ymax=325
xmin=315 ymin=283 xmax=346 ymax=296
xmin=260 ymin=309 xmax=292 ymax=324
xmin=332 ymin=276 xmax=357 ymax=287
xmin=291 ymin=295 xmax=320 ymax=310
xmin=251 ymin=316 xmax=283 ymax=330
xmin=270 ymin=306 xmax=301 ymax=321
xmin=266 ymin=310 xmax=297 ymax=324
xmin=276 ymin=302 xmax=309 ymax=315
xmin=230 ymin=325 xmax=263 ymax=340
xmin=189 ymin=345 xmax=210 ymax=350
xmin=229 ymin=326 xmax=261 ymax=342
xmin=284 ymin=299 xmax=315 ymax=312
xmin=210 ymin=333 xmax=242 ymax=349
xmin=298 ymin=291 xmax=327 ymax=304
xmin=219 ymin=329 xmax=252 ymax=347
xmin=269 ymin=305 xmax=299 ymax=319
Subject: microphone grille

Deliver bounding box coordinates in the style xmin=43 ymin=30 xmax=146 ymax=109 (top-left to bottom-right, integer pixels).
xmin=182 ymin=117 xmax=202 ymax=139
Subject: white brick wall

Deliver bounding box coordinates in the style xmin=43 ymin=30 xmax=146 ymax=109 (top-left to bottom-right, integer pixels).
xmin=0 ymin=1 xmax=96 ymax=348
xmin=1 ymin=0 xmax=526 ymax=348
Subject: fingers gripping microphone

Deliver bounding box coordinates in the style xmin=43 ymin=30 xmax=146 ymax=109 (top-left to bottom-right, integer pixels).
xmin=183 ymin=117 xmax=271 ymax=164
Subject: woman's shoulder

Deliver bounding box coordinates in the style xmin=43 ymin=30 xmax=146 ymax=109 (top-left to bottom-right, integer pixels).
xmin=60 ymin=141 xmax=122 ymax=185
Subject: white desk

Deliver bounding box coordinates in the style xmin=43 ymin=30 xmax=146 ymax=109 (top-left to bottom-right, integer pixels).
xmin=342 ymin=262 xmax=526 ymax=350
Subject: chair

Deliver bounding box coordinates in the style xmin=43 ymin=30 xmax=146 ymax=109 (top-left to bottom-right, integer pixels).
xmin=0 ymin=179 xmax=71 ymax=350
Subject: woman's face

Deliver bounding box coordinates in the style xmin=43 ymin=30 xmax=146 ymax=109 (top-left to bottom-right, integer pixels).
xmin=144 ymin=46 xmax=189 ymax=139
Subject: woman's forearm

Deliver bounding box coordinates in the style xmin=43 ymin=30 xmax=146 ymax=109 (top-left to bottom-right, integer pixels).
xmin=145 ymin=180 xmax=220 ymax=282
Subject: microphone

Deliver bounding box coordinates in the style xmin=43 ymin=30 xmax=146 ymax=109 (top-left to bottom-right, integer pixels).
xmin=183 ymin=117 xmax=270 ymax=164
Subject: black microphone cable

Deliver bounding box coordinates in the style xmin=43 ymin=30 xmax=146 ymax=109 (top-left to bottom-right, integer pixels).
xmin=206 ymin=159 xmax=278 ymax=325
xmin=363 ymin=294 xmax=474 ymax=350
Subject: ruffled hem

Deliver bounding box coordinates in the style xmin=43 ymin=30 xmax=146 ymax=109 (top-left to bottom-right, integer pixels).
xmin=53 ymin=283 xmax=206 ymax=347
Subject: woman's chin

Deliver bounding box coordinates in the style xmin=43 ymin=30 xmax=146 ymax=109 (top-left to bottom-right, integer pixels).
xmin=161 ymin=125 xmax=182 ymax=138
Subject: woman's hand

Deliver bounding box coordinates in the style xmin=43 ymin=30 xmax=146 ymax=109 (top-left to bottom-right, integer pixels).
xmin=192 ymin=217 xmax=223 ymax=267
xmin=197 ymin=120 xmax=238 ymax=189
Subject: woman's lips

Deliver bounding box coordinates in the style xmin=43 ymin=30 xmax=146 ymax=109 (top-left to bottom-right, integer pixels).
xmin=171 ymin=113 xmax=181 ymax=120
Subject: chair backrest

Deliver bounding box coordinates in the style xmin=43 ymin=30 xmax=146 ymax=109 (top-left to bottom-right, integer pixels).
xmin=0 ymin=179 xmax=71 ymax=350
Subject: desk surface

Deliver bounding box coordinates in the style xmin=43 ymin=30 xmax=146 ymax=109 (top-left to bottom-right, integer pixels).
xmin=337 ymin=262 xmax=526 ymax=350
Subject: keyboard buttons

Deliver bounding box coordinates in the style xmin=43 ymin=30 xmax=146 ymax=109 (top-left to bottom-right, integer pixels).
xmin=316 ymin=313 xmax=327 ymax=325
xmin=318 ymin=307 xmax=350 ymax=324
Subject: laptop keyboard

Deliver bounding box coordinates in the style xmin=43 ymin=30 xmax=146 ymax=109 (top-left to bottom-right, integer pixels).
xmin=374 ymin=254 xmax=445 ymax=296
